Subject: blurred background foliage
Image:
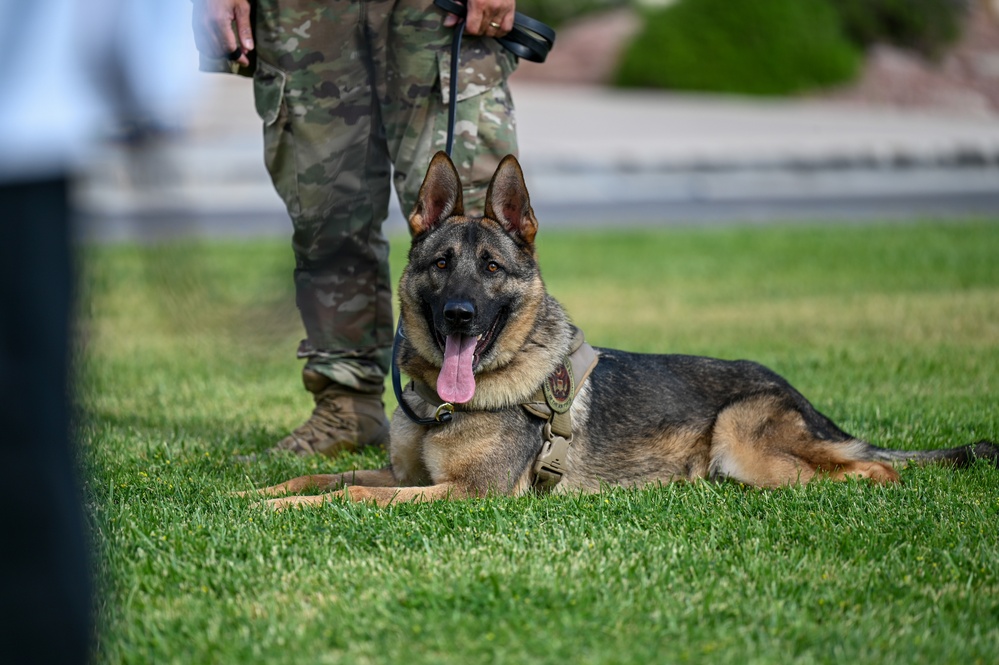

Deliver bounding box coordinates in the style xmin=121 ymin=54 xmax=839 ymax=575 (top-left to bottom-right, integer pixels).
xmin=834 ymin=0 xmax=967 ymax=58
xmin=516 ymin=0 xmax=970 ymax=95
xmin=615 ymin=0 xmax=861 ymax=95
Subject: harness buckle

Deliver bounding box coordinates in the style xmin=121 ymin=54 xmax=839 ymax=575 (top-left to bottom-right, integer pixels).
xmin=533 ymin=423 xmax=572 ymax=491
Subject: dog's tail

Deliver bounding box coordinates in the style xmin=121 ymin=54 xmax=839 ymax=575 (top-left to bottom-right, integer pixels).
xmin=863 ymin=439 xmax=999 ymax=469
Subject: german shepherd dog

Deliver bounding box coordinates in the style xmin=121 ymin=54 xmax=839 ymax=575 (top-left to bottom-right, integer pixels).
xmin=248 ymin=152 xmax=997 ymax=509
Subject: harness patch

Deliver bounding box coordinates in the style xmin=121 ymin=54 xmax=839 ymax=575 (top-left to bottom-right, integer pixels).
xmin=543 ymin=358 xmax=574 ymax=414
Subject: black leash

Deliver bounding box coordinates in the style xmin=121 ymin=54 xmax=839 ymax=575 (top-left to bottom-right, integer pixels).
xmin=435 ymin=0 xmax=555 ymax=153
xmin=444 ymin=1 xmax=465 ymax=156
xmin=391 ymin=2 xmax=556 ymax=427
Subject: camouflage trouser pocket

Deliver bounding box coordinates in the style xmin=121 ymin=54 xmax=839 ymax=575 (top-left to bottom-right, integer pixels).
xmin=253 ymin=60 xmax=301 ymax=218
xmin=428 ymin=40 xmax=518 ymax=214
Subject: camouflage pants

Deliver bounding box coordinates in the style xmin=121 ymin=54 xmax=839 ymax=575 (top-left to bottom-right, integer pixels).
xmin=252 ymin=0 xmax=518 ymax=394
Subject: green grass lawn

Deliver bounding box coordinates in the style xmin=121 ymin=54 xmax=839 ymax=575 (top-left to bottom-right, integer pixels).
xmin=80 ymin=220 xmax=999 ymax=664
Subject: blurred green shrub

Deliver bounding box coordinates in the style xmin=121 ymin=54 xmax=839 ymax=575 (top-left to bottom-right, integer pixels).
xmin=615 ymin=0 xmax=860 ymax=95
xmin=515 ymin=0 xmax=631 ymax=28
xmin=831 ymin=0 xmax=966 ymax=59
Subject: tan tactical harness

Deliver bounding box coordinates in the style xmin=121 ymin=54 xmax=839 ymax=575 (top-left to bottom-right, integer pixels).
xmin=404 ymin=326 xmax=598 ymax=491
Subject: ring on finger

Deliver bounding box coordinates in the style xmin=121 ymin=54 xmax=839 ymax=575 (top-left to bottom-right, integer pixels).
xmin=489 ymin=21 xmax=501 ymax=29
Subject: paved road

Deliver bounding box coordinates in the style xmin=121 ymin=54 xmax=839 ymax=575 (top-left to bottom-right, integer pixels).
xmin=75 ymin=76 xmax=999 ymax=242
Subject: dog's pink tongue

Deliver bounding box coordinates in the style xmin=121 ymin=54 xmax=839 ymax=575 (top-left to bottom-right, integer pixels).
xmin=438 ymin=333 xmax=477 ymax=404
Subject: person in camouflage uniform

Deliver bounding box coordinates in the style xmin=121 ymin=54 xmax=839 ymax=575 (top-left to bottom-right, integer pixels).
xmin=193 ymin=0 xmax=519 ymax=456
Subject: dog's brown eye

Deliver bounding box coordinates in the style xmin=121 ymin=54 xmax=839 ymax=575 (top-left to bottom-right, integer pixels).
xmin=436 ymin=259 xmax=447 ymax=270
xmin=487 ymin=261 xmax=500 ymax=273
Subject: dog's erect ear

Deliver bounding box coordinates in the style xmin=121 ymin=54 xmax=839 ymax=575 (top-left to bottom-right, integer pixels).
xmin=483 ymin=155 xmax=538 ymax=247
xmin=409 ymin=151 xmax=465 ymax=236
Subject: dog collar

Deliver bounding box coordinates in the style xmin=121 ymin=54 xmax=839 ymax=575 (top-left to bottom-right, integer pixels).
xmin=392 ymin=322 xmax=455 ymax=427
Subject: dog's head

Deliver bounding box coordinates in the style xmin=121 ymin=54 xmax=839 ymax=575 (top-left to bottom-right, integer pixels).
xmin=400 ymin=152 xmax=546 ymax=405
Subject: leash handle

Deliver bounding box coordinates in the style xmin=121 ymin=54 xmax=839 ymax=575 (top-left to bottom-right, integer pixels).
xmin=433 ymin=0 xmax=555 ymax=63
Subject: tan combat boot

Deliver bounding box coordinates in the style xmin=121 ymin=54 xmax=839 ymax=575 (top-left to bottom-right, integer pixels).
xmin=269 ymin=369 xmax=390 ymax=457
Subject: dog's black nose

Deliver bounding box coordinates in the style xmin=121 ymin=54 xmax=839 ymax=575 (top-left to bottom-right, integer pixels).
xmin=443 ymin=299 xmax=476 ymax=325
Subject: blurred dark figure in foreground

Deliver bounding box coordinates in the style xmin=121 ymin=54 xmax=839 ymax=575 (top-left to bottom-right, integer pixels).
xmin=0 ymin=1 xmax=191 ymax=662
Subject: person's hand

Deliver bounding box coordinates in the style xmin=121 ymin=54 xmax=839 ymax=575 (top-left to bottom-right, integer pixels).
xmin=192 ymin=0 xmax=254 ymax=67
xmin=443 ymin=0 xmax=516 ymax=38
